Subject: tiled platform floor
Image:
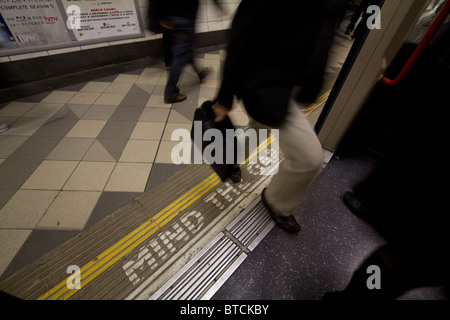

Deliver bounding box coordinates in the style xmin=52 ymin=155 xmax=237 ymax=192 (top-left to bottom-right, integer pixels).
xmin=0 ymin=30 xmax=352 ymax=282
xmin=0 ymin=48 xmax=248 ymax=279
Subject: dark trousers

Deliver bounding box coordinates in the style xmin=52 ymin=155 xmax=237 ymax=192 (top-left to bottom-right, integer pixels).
xmin=164 ymin=16 xmax=196 ymax=97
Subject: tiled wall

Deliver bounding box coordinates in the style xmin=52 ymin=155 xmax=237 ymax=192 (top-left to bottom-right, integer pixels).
xmin=0 ymin=0 xmax=241 ymax=64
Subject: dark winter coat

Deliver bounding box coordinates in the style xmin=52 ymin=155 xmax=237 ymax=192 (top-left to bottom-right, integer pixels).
xmin=216 ymin=0 xmax=346 ymax=126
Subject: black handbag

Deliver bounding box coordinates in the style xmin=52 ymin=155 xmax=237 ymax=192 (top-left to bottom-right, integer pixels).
xmin=191 ymin=100 xmax=241 ymax=183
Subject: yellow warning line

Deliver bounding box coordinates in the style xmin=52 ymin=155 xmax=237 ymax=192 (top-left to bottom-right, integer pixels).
xmin=38 ymin=133 xmax=276 ymax=300
xmin=304 ymin=90 xmax=331 ymax=116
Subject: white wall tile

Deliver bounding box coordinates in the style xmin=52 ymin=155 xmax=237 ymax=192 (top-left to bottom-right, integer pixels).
xmin=0 ymin=56 xmax=11 ymax=63
xmin=198 ymin=4 xmax=208 ymax=23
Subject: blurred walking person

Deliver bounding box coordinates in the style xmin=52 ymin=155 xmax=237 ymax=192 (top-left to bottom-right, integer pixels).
xmin=155 ymin=0 xmax=223 ymax=104
xmin=212 ymin=0 xmax=346 ymax=233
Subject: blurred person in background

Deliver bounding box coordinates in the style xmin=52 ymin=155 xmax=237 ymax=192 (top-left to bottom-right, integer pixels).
xmin=154 ymin=0 xmax=223 ymax=104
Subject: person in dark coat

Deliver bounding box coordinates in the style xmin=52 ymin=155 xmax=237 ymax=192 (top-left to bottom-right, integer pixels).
xmin=212 ymin=0 xmax=347 ymax=233
xmin=154 ymin=0 xmax=223 ymax=104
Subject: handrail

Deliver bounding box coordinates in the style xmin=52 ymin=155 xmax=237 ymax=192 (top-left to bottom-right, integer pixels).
xmin=380 ymin=0 xmax=450 ymax=86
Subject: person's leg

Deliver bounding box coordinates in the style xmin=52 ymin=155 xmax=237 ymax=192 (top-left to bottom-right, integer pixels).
xmin=188 ymin=54 xmax=210 ymax=82
xmin=264 ymin=99 xmax=323 ymax=227
xmin=164 ymin=16 xmax=196 ymax=102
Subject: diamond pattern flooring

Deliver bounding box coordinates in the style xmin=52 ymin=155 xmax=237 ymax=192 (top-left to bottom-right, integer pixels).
xmin=0 ymin=50 xmax=241 ymax=279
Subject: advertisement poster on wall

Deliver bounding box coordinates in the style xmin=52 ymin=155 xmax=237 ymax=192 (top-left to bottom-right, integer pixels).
xmin=0 ymin=0 xmax=72 ymax=48
xmin=0 ymin=0 xmax=143 ymax=55
xmin=62 ymin=0 xmax=141 ymax=41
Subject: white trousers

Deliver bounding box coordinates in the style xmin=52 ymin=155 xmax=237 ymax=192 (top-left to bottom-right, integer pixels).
xmin=264 ymin=99 xmax=324 ymax=217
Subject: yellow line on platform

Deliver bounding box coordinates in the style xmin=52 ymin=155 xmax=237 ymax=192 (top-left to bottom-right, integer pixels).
xmin=38 ymin=134 xmax=276 ymax=300
xmin=304 ymin=90 xmax=331 ymax=116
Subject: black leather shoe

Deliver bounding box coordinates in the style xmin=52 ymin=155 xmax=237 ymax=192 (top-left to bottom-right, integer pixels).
xmin=164 ymin=93 xmax=187 ymax=104
xmin=229 ymin=166 xmax=241 ymax=184
xmin=261 ymin=188 xmax=301 ymax=234
xmin=343 ymin=191 xmax=366 ymax=216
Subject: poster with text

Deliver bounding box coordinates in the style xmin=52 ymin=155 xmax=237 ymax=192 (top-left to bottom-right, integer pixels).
xmin=0 ymin=0 xmax=72 ymax=48
xmin=61 ymin=0 xmax=142 ymax=41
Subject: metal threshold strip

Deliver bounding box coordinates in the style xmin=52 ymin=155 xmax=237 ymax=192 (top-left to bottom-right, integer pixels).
xmin=148 ymin=197 xmax=275 ymax=300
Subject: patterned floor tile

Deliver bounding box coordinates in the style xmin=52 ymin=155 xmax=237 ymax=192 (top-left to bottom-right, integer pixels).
xmin=80 ymin=81 xmax=111 ymax=93
xmin=20 ymin=160 xmax=78 ymax=190
xmin=109 ymin=106 xmax=144 ymax=121
xmin=93 ymin=92 xmax=126 ymax=106
xmin=65 ymin=103 xmax=91 ymax=119
xmin=23 ymin=102 xmax=65 ymax=119
xmin=119 ymin=92 xmax=150 ymax=108
xmin=46 ymin=138 xmax=95 ymax=161
xmin=65 ymin=120 xmax=107 ymax=138
xmin=8 ymin=136 xmax=62 ymax=160
xmin=113 ymin=74 xmax=139 ymax=84
xmin=135 ymin=75 xmax=161 ymax=85
xmin=139 ymin=107 xmax=170 ymax=122
xmin=36 ymin=190 xmax=102 ymax=230
xmin=0 ymin=229 xmax=78 ymax=282
xmin=41 ymin=91 xmax=78 ymax=104
xmin=86 ymin=191 xmax=141 ymax=228
xmin=155 ymin=140 xmax=187 ymax=164
xmin=162 ymin=123 xmax=192 ymax=141
xmin=68 ymin=91 xmax=102 ymax=105
xmin=104 ymin=82 xmax=133 ymax=94
xmin=0 ymin=189 xmax=17 ymax=210
xmin=0 ymin=158 xmax=43 ymax=189
xmin=0 ymin=102 xmax=36 ymax=117
xmin=16 ymin=92 xmax=51 ymax=103
xmin=0 ymin=190 xmax=58 ymax=229
xmin=32 ymin=118 xmax=78 ymax=137
xmin=96 ymin=139 xmax=129 ymax=162
xmin=104 ymin=162 xmax=153 ymax=192
xmin=82 ymin=140 xmax=117 ymax=162
xmin=129 ymin=122 xmax=166 ymax=140
xmin=81 ymin=105 xmax=118 ymax=120
xmin=145 ymin=163 xmax=188 ymax=191
xmin=0 ymin=135 xmax=28 ymax=158
xmin=168 ymin=108 xmax=196 ymax=124
xmin=63 ymin=161 xmax=115 ymax=191
xmin=0 ymin=229 xmax=32 ymax=278
xmin=119 ymin=140 xmax=159 ymax=163
xmin=146 ymin=95 xmax=168 ymax=108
